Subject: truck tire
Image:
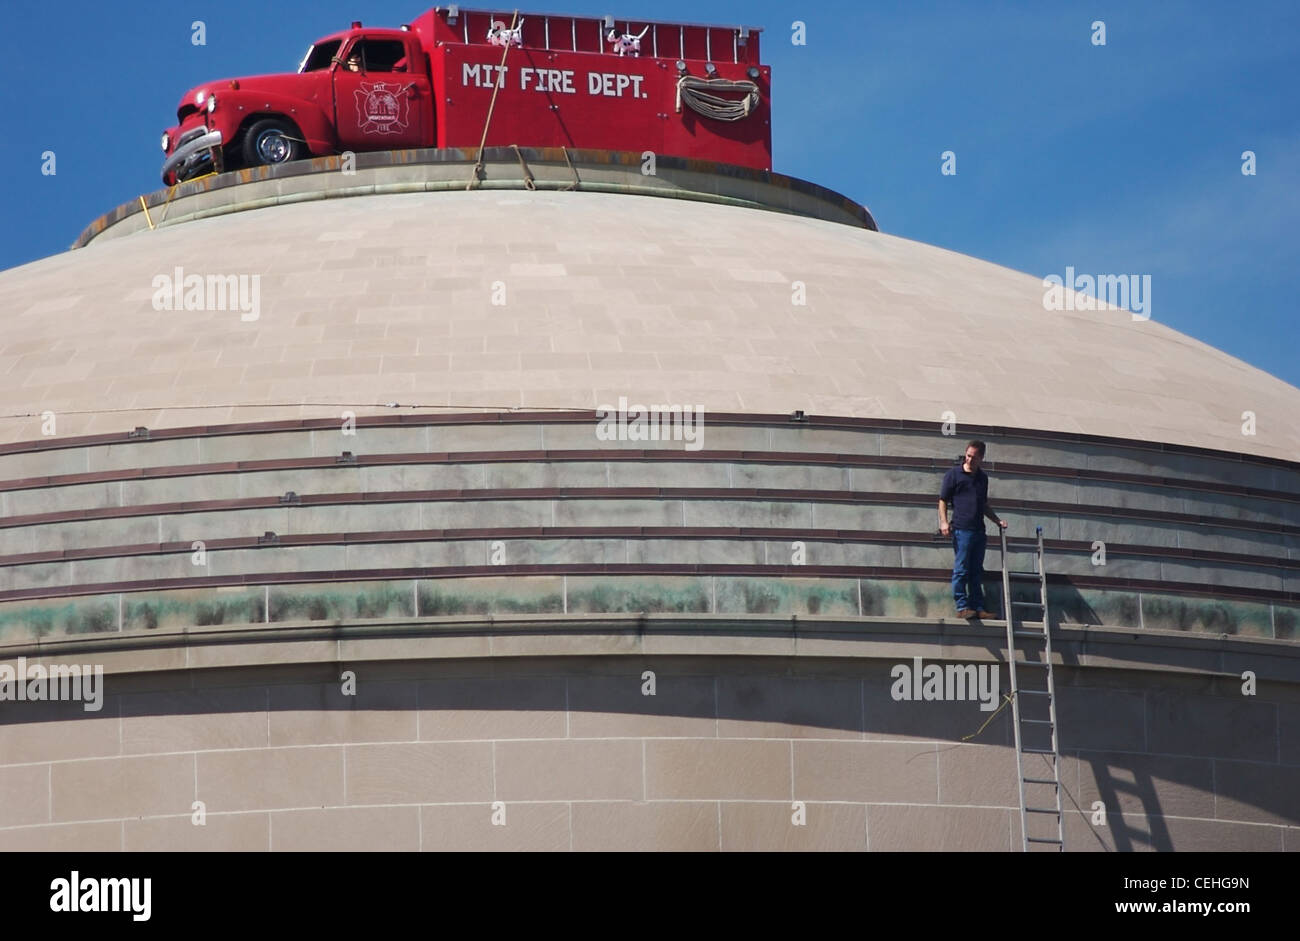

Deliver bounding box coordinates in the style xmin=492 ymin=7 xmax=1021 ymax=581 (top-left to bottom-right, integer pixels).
xmin=242 ymin=118 xmax=302 ymax=168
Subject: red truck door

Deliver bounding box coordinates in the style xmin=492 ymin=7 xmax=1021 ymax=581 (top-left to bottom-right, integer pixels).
xmin=333 ymin=36 xmax=430 ymax=151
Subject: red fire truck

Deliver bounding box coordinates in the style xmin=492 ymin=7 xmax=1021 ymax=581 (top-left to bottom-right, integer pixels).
xmin=160 ymin=7 xmax=769 ymax=184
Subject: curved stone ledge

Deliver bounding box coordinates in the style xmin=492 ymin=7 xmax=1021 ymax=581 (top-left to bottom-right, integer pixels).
xmin=1 ymin=526 xmax=1295 ymax=578
xmin=2 ymin=421 xmax=1300 ymax=512
xmin=5 ymin=608 xmax=1300 ymax=683
xmin=1 ymin=570 xmax=1296 ymax=648
xmin=6 ymin=459 xmax=1300 ymax=531
xmin=5 ymin=415 xmax=1300 ymax=489
xmin=73 ymin=147 xmax=876 ymax=249
xmin=0 ymin=531 xmax=1296 ymax=605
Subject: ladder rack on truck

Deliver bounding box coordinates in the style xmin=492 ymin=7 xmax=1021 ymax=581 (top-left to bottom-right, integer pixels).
xmin=421 ymin=7 xmax=762 ymax=63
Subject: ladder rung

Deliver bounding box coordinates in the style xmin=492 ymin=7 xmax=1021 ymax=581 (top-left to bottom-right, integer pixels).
xmin=1018 ymin=689 xmax=1052 ymax=696
xmin=1022 ymin=747 xmax=1057 ymax=755
xmin=1006 ymin=572 xmax=1041 ymax=578
xmin=1021 ymin=718 xmax=1054 ymax=725
xmin=1011 ymin=601 xmax=1044 ymax=607
xmin=1025 ymin=807 xmax=1060 ymax=814
xmin=1022 ymin=777 xmax=1058 ymax=785
xmin=1013 ymin=629 xmax=1047 ymax=637
xmin=1027 ymin=837 xmax=1064 ymax=844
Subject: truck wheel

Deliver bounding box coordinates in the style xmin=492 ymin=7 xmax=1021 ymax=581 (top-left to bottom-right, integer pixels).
xmin=242 ymin=118 xmax=302 ymax=168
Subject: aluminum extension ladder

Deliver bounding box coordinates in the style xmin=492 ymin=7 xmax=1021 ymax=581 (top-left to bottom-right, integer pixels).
xmin=999 ymin=526 xmax=1064 ymax=851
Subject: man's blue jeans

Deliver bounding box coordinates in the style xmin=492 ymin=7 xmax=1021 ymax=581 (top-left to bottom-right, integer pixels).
xmin=951 ymin=527 xmax=987 ymax=612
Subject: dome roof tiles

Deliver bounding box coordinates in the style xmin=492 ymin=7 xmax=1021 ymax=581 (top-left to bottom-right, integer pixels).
xmin=0 ymin=188 xmax=1295 ymax=461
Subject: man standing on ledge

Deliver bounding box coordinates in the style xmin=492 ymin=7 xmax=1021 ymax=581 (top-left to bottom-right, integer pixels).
xmin=939 ymin=440 xmax=1008 ymax=619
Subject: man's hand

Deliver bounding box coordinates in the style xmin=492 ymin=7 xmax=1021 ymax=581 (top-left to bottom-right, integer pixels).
xmin=997 ymin=519 xmax=1008 ymax=530
xmin=940 ymin=522 xmax=950 ymax=537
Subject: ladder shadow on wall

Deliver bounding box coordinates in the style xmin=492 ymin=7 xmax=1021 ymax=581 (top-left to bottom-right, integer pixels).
xmin=1080 ymin=757 xmax=1174 ymax=851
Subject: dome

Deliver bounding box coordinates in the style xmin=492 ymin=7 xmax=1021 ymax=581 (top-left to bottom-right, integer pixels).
xmin=3 ymin=150 xmax=1294 ymax=461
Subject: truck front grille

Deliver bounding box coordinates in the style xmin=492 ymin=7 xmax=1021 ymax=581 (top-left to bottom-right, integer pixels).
xmin=177 ymin=126 xmax=209 ymax=149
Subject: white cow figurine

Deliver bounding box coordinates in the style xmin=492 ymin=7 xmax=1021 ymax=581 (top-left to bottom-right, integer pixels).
xmin=487 ymin=18 xmax=524 ymax=47
xmin=607 ymin=25 xmax=649 ymax=56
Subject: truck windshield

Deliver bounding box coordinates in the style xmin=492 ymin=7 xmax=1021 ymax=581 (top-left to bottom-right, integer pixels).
xmin=298 ymin=40 xmax=342 ymax=73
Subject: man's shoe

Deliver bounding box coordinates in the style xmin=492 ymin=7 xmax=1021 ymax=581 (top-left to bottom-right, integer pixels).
xmin=957 ymin=609 xmax=976 ymax=618
xmin=975 ymin=610 xmax=999 ymax=619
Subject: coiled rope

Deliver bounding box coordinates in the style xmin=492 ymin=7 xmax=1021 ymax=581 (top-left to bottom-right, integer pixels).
xmin=675 ymin=76 xmax=760 ymax=122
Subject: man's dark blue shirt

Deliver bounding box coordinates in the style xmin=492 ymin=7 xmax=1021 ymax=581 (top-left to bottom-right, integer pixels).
xmin=940 ymin=465 xmax=988 ymax=531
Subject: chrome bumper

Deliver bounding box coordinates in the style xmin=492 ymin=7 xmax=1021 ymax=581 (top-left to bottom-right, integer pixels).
xmin=161 ymin=129 xmax=223 ymax=183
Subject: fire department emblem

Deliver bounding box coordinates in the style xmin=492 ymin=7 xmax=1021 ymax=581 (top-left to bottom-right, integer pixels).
xmin=354 ymin=82 xmax=409 ymax=135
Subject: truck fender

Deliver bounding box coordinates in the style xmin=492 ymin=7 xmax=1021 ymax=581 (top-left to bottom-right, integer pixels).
xmin=214 ymin=92 xmax=335 ymax=155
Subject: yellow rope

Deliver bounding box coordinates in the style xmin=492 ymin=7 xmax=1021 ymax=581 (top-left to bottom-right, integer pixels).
xmin=510 ymin=144 xmax=537 ymax=190
xmin=467 ymin=9 xmax=519 ymax=190
xmin=560 ymin=146 xmax=579 ymax=191
xmin=141 ymin=170 xmax=219 ymax=232
xmin=961 ymin=692 xmax=1014 ymax=742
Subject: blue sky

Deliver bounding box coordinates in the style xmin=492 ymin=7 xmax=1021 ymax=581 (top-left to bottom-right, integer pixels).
xmin=3 ymin=0 xmax=1296 ymax=390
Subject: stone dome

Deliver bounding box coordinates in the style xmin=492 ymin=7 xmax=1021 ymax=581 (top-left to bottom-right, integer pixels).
xmin=3 ymin=150 xmax=1295 ymax=462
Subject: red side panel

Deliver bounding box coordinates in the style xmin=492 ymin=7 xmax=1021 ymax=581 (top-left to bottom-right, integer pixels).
xmin=426 ymin=11 xmax=769 ymax=171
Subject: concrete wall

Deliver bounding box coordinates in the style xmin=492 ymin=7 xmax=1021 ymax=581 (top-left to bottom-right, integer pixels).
xmin=2 ymin=647 xmax=1297 ymax=851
